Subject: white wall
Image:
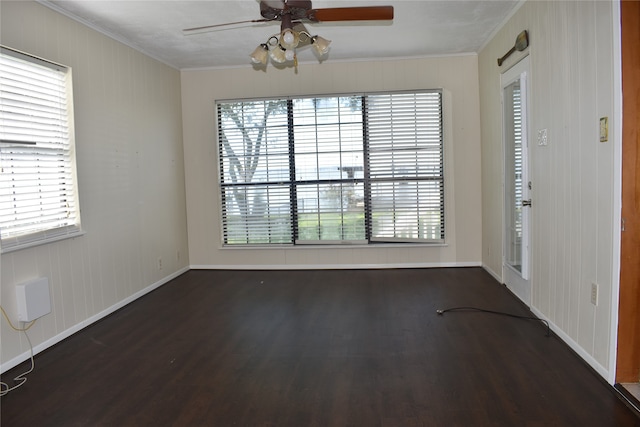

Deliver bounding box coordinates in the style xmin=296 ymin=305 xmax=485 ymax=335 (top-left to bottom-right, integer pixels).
xmin=181 ymin=55 xmax=483 ymax=268
xmin=1 ymin=0 xmax=620 ymax=387
xmin=0 ymin=1 xmax=189 ymax=371
xmin=479 ymin=0 xmax=621 ymax=381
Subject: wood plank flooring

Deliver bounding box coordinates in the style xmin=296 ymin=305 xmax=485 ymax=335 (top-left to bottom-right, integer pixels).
xmin=2 ymin=268 xmax=639 ymax=426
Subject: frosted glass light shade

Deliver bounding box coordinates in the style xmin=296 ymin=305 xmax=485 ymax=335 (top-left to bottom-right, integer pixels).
xmin=250 ymin=44 xmax=269 ymax=65
xmin=312 ymin=36 xmax=331 ymax=55
xmin=269 ymin=45 xmax=287 ymax=63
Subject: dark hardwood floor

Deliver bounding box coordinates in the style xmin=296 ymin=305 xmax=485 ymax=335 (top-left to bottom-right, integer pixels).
xmin=2 ymin=268 xmax=638 ymax=426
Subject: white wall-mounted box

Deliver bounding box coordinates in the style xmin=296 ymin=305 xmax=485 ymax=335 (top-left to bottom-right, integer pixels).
xmin=16 ymin=277 xmax=51 ymax=322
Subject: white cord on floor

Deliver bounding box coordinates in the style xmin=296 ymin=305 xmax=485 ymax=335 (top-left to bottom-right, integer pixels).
xmin=0 ymin=305 xmax=36 ymax=396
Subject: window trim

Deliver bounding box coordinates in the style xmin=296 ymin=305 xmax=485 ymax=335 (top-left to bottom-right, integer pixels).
xmin=0 ymin=46 xmax=83 ymax=253
xmin=216 ymin=89 xmax=445 ymax=247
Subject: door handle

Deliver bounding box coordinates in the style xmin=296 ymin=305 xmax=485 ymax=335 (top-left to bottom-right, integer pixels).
xmin=522 ymin=199 xmax=532 ymax=207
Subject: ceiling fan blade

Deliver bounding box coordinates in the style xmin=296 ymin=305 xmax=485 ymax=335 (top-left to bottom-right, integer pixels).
xmin=183 ymin=19 xmax=270 ymax=35
xmin=308 ymin=6 xmax=393 ymax=22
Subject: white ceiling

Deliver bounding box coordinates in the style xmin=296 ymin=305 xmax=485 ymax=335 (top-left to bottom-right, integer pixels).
xmin=41 ymin=0 xmax=522 ymax=70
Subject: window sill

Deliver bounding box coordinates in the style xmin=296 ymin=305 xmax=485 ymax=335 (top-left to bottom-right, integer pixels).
xmin=220 ymin=242 xmax=448 ymax=250
xmin=1 ymin=230 xmax=86 ymax=254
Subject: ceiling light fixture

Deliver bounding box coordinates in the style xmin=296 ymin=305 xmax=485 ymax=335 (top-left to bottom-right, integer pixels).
xmin=250 ymin=14 xmax=331 ymax=69
xmin=184 ymin=2 xmax=393 ymax=70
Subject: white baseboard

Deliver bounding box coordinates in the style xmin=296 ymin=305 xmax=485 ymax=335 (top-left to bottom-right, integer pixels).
xmin=481 ymin=263 xmax=503 ymax=283
xmin=0 ymin=266 xmax=190 ymax=374
xmin=190 ymin=261 xmax=482 ymax=270
xmin=529 ymin=306 xmax=611 ymax=384
xmin=3 ymin=264 xmax=612 ymax=387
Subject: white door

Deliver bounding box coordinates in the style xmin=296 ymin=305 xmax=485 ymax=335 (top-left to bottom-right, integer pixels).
xmin=502 ymin=56 xmax=531 ymax=306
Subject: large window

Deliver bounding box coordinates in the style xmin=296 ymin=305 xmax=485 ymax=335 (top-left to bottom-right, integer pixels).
xmin=0 ymin=47 xmax=81 ymax=252
xmin=217 ymin=90 xmax=443 ymax=246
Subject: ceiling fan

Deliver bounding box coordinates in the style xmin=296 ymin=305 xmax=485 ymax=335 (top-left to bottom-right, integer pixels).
xmin=183 ymin=0 xmax=394 ymax=68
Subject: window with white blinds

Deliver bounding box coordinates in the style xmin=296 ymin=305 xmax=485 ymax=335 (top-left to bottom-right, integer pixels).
xmin=512 ymin=86 xmax=523 ymax=239
xmin=367 ymin=92 xmax=444 ymax=242
xmin=0 ymin=47 xmax=82 ymax=252
xmin=217 ymin=90 xmax=443 ymax=246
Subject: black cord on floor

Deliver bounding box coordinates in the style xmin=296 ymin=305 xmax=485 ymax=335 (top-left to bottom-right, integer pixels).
xmin=436 ymin=306 xmax=551 ymax=337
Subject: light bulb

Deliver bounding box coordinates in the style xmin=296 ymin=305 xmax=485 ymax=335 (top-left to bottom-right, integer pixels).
xmin=284 ymin=49 xmax=295 ymax=62
xmin=283 ymin=31 xmax=294 ymax=46
xmin=280 ymin=28 xmax=300 ymax=49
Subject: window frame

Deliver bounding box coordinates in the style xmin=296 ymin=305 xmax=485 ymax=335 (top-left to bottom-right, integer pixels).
xmin=216 ymin=89 xmax=444 ymax=247
xmin=0 ymin=46 xmax=83 ymax=253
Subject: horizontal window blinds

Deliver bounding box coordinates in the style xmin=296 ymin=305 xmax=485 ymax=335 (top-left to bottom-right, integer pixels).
xmin=292 ymin=96 xmax=366 ymax=243
xmin=0 ymin=47 xmax=81 ymax=250
xmin=218 ymin=100 xmax=293 ymax=244
xmin=366 ymin=92 xmax=444 ymax=242
xmin=217 ymin=90 xmax=444 ymax=246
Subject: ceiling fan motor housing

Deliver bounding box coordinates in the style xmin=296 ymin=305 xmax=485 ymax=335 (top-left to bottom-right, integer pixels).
xmin=260 ymin=0 xmax=313 ymax=21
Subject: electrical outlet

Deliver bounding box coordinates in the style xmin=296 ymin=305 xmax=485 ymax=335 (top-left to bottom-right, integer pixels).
xmin=591 ymin=283 xmax=598 ymax=306
xmin=158 ymin=257 xmax=163 ymax=271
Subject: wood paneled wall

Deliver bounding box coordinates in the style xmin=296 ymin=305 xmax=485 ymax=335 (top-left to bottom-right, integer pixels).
xmin=181 ymin=56 xmax=483 ymax=269
xmin=0 ymin=1 xmax=189 ymax=371
xmin=479 ymin=1 xmax=621 ymax=381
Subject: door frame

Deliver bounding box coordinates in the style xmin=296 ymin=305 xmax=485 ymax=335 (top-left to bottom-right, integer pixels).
xmin=501 ymin=55 xmax=532 ymax=306
xmin=615 ymin=0 xmax=640 ymax=384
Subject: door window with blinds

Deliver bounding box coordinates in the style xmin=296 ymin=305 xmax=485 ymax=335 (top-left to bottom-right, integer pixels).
xmin=0 ymin=47 xmax=82 ymax=252
xmin=217 ymin=90 xmax=443 ymax=246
